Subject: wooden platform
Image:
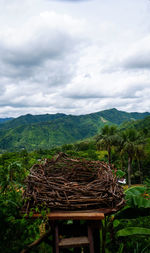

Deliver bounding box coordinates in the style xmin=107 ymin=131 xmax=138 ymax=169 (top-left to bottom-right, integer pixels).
xmin=22 ymin=210 xmax=105 ymax=253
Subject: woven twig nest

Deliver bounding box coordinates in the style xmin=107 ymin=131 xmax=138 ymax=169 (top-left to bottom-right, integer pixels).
xmin=23 ymin=153 xmax=125 ymax=212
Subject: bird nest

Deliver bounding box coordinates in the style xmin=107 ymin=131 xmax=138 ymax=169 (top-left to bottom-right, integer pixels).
xmin=23 ymin=153 xmax=125 ymax=212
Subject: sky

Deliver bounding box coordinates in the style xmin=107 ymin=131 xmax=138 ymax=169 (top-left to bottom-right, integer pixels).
xmin=0 ymin=0 xmax=150 ymax=117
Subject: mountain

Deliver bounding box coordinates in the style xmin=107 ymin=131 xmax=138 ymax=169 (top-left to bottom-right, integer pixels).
xmin=134 ymin=115 xmax=150 ymax=131
xmin=0 ymin=108 xmax=149 ymax=151
xmin=0 ymin=118 xmax=13 ymax=124
xmin=0 ymin=113 xmax=66 ymax=129
xmin=97 ymin=109 xmax=150 ymax=125
xmin=120 ymin=115 xmax=150 ymax=133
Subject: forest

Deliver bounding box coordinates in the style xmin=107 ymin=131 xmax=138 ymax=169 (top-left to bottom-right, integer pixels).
xmin=0 ymin=118 xmax=150 ymax=253
xmin=0 ymin=108 xmax=149 ymax=151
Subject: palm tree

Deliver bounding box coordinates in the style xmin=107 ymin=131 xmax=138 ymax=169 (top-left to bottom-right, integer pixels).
xmin=120 ymin=128 xmax=143 ymax=187
xmin=135 ymin=144 xmax=145 ymax=184
xmin=96 ymin=125 xmax=118 ymax=164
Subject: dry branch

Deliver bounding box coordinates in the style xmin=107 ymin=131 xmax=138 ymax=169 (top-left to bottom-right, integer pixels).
xmin=23 ymin=153 xmax=125 ymax=212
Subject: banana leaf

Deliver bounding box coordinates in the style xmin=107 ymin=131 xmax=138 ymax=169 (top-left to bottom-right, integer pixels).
xmin=116 ymin=227 xmax=150 ymax=237
xmin=125 ymin=186 xmax=150 ymax=209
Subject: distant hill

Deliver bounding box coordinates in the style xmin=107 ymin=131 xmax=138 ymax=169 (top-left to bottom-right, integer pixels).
xmin=120 ymin=115 xmax=150 ymax=133
xmin=135 ymin=115 xmax=150 ymax=130
xmin=0 ymin=118 xmax=13 ymax=124
xmin=0 ymin=113 xmax=66 ymax=129
xmin=0 ymin=108 xmax=149 ymax=151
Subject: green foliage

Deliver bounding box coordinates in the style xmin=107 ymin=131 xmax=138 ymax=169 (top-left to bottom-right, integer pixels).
xmin=125 ymin=186 xmax=150 ymax=209
xmin=120 ymin=128 xmax=143 ymax=156
xmin=0 ymin=158 xmax=50 ymax=253
xmin=115 ymin=169 xmax=126 ymax=178
xmin=96 ymin=150 xmax=108 ymax=161
xmin=96 ymin=124 xmax=119 ymax=164
xmin=0 ymin=166 xmax=39 ymax=252
xmin=108 ymin=183 xmax=150 ymax=253
xmin=116 ymin=227 xmax=150 ymax=237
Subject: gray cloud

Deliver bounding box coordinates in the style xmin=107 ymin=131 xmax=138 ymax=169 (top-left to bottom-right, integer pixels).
xmin=0 ymin=32 xmax=77 ymax=82
xmin=0 ymin=11 xmax=84 ymax=89
xmin=0 ymin=0 xmax=150 ymax=117
xmin=121 ymin=36 xmax=150 ymax=70
xmin=64 ymin=92 xmax=111 ymax=99
xmin=124 ymin=55 xmax=150 ymax=69
xmin=120 ymin=83 xmax=149 ymax=98
xmin=1 ymin=33 xmax=74 ymax=68
xmin=49 ymin=0 xmax=91 ymax=2
xmin=123 ymin=54 xmax=150 ymax=70
xmin=0 ymin=11 xmax=85 ymax=117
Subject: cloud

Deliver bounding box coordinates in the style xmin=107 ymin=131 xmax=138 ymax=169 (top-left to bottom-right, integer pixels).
xmin=0 ymin=11 xmax=86 ymax=96
xmin=1 ymin=28 xmax=75 ymax=68
xmin=122 ymin=35 xmax=150 ymax=70
xmin=124 ymin=54 xmax=150 ymax=70
xmin=0 ymin=10 xmax=88 ymax=116
xmin=48 ymin=0 xmax=91 ymax=2
xmin=0 ymin=11 xmax=84 ymax=76
xmin=1 ymin=0 xmax=150 ymax=117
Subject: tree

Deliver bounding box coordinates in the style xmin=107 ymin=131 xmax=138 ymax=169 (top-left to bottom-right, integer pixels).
xmin=135 ymin=144 xmax=146 ymax=184
xmin=120 ymin=129 xmax=144 ymax=187
xmin=96 ymin=125 xmax=118 ymax=164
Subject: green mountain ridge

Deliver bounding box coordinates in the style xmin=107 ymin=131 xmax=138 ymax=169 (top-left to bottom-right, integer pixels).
xmin=0 ymin=113 xmax=66 ymax=129
xmin=0 ymin=118 xmax=13 ymax=124
xmin=120 ymin=115 xmax=150 ymax=132
xmin=0 ymin=108 xmax=149 ymax=151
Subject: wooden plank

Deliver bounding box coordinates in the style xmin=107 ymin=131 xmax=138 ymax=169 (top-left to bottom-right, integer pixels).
xmin=59 ymin=236 xmax=89 ymax=248
xmin=31 ymin=211 xmax=104 ymax=220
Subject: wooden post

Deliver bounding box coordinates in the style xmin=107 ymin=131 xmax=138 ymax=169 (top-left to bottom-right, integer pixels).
xmin=54 ymin=223 xmax=59 ymax=253
xmin=88 ymin=223 xmax=94 ymax=253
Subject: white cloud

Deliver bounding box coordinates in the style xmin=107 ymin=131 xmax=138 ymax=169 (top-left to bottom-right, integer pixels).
xmin=0 ymin=0 xmax=150 ymax=117
xmin=0 ymin=10 xmax=86 ymax=117
xmin=121 ymin=35 xmax=150 ymax=70
xmin=0 ymin=11 xmax=84 ymax=71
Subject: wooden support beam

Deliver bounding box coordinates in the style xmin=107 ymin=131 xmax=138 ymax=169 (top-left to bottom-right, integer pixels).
xmin=30 ymin=211 xmax=104 ymax=220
